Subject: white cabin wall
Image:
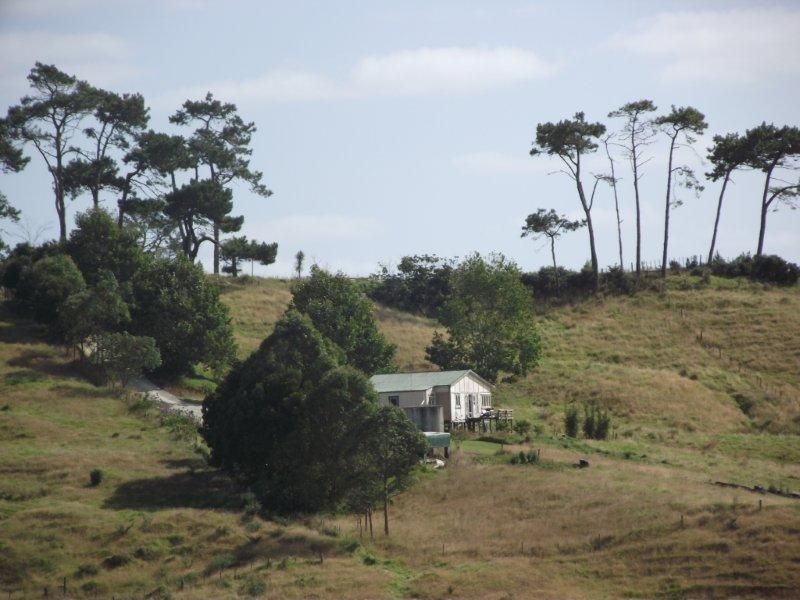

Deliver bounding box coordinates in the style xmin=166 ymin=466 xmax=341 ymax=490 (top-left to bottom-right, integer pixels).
xmin=377 ymin=390 xmax=428 ymax=408
xmin=450 ymin=373 xmax=492 ymax=419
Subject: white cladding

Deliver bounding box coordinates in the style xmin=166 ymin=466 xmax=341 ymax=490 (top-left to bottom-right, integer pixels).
xmin=377 ymin=390 xmax=428 ymax=408
xmin=376 ymin=371 xmax=491 ymax=423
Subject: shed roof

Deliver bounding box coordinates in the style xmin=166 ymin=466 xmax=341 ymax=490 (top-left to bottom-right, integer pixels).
xmin=370 ymin=370 xmax=491 ymax=393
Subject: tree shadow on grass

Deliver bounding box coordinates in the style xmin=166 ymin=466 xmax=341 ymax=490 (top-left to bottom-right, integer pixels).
xmin=103 ymin=469 xmax=242 ymax=512
xmin=0 ymin=304 xmax=47 ymax=346
xmin=7 ymin=349 xmax=83 ymax=381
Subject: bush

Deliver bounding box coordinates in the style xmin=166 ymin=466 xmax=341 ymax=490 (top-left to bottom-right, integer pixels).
xmin=513 ymin=419 xmax=532 ymax=436
xmin=564 ymin=405 xmax=579 ymax=438
xmin=129 ymin=257 xmax=235 ymax=377
xmin=751 ymin=255 xmax=799 ymax=286
xmin=510 ymin=450 xmax=539 ymax=465
xmin=15 ymin=254 xmax=86 ymax=334
xmin=368 ymin=254 xmax=454 ymax=317
xmin=583 ymin=405 xmax=596 ymax=439
xmin=94 ymin=332 xmax=161 ymax=386
xmin=239 ymin=576 xmax=267 ymax=597
xmin=291 ymin=266 xmax=395 ymax=375
xmin=669 ymin=260 xmax=681 ymax=273
xmin=89 ymin=469 xmax=103 ymax=487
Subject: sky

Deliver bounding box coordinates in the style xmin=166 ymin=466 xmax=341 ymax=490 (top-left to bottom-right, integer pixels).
xmin=1 ymin=0 xmax=799 ymax=276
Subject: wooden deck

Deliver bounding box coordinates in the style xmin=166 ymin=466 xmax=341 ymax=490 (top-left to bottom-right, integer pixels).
xmin=446 ymin=408 xmax=514 ymax=432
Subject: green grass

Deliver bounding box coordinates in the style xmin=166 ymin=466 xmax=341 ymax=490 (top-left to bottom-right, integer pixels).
xmin=3 ymin=277 xmax=800 ymax=598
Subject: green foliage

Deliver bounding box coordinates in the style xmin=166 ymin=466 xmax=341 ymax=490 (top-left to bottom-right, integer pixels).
xmin=582 ymin=404 xmax=611 ymax=440
xmin=66 ymin=208 xmax=144 ymax=284
xmin=426 ymin=253 xmax=541 ymax=382
xmin=220 ymin=235 xmax=278 ymax=277
xmin=509 ymin=450 xmax=539 ymax=465
xmin=15 ymin=253 xmax=86 ymax=334
xmin=89 ymin=469 xmax=103 ymax=486
xmin=129 ymin=257 xmax=235 ymax=376
xmin=291 ymin=266 xmax=395 ymax=375
xmin=564 ymin=405 xmax=579 ymax=438
xmin=94 ymin=332 xmax=161 ymax=386
xmin=369 ymin=254 xmax=454 ymax=317
xmin=513 ymin=419 xmax=532 ymax=436
xmin=59 ymin=271 xmax=130 ymax=349
xmin=202 ymin=311 xmax=342 ymax=509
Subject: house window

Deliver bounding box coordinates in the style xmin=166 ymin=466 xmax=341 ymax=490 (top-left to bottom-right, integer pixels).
xmin=455 ymin=394 xmax=461 ymax=408
xmin=481 ymin=394 xmax=491 ymax=408
xmin=388 ymin=395 xmax=399 ymax=407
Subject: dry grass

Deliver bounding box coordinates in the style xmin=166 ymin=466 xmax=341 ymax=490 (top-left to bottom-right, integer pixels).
xmin=3 ymin=278 xmax=800 ymax=598
xmin=218 ymin=276 xmax=439 ymax=370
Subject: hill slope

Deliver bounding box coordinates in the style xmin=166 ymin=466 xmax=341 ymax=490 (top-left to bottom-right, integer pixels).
xmin=2 ymin=277 xmax=799 ymax=598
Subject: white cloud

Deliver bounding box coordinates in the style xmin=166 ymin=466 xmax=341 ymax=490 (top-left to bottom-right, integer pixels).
xmin=351 ymin=46 xmax=555 ymax=96
xmin=0 ymin=31 xmax=139 ymax=96
xmin=158 ymin=46 xmax=555 ymax=106
xmin=261 ymin=214 xmax=384 ymax=244
xmin=611 ymin=8 xmax=800 ymax=83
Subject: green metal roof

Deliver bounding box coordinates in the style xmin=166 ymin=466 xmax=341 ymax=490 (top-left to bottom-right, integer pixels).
xmin=370 ymin=370 xmax=485 ymax=393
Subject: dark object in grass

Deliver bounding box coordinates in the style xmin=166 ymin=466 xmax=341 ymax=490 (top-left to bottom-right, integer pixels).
xmin=89 ymin=469 xmax=103 ymax=487
xmin=573 ymin=459 xmax=590 ymax=469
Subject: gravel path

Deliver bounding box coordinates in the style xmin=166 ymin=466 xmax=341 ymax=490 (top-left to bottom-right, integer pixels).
xmin=129 ymin=377 xmax=203 ymax=422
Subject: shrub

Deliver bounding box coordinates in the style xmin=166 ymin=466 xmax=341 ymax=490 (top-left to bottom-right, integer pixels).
xmin=291 ymin=266 xmax=395 ymax=375
xmin=74 ymin=564 xmax=98 ymax=578
xmin=513 ymin=419 xmax=532 ymax=436
xmin=101 ymin=554 xmax=131 ymax=569
xmin=89 ymin=469 xmax=103 ymax=487
xmin=595 ymin=409 xmax=611 ymax=440
xmin=564 ymin=405 xmax=579 ymax=438
xmin=751 ymin=255 xmax=799 ymax=286
xmin=239 ymin=576 xmax=267 ymax=597
xmin=583 ymin=405 xmax=596 ymax=439
xmin=94 ymin=332 xmax=161 ymax=386
xmin=129 ymin=257 xmax=235 ymax=377
xmin=15 ymin=254 xmax=86 ymax=334
xmin=669 ymin=260 xmax=681 ymax=273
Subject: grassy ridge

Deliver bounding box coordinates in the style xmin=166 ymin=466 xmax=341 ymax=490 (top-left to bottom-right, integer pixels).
xmin=1 ymin=276 xmax=799 ymax=598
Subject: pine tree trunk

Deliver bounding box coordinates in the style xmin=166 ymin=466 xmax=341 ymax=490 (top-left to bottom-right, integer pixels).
xmin=575 ymin=158 xmax=599 ymax=291
xmin=756 ymin=163 xmax=776 ymax=257
xmin=550 ymin=236 xmax=559 ymax=289
xmin=661 ymin=139 xmax=676 ymax=279
xmin=707 ymin=172 xmax=730 ymax=264
xmin=213 ymin=224 xmax=220 ymax=274
xmin=605 ymin=140 xmax=624 ymax=270
xmin=632 ymin=131 xmax=642 ymax=278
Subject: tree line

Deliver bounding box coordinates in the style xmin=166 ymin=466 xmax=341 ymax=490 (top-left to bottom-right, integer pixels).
xmin=526 ymin=102 xmax=800 ymax=290
xmin=0 ymin=63 xmax=277 ymax=274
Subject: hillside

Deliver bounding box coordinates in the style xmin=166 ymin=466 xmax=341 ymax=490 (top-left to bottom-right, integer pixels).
xmin=1 ymin=277 xmax=799 ymax=598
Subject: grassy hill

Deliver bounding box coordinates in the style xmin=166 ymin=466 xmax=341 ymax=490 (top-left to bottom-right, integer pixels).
xmin=1 ymin=276 xmax=799 ymax=598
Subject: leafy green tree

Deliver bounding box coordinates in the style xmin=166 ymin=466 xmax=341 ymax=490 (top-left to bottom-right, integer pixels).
xmin=654 ymin=106 xmax=708 ymax=278
xmin=64 ymin=90 xmax=149 ymax=209
xmin=295 ymin=250 xmax=305 ymax=279
xmin=291 ymin=266 xmax=395 ymax=375
xmin=0 ymin=118 xmax=27 ymax=252
xmin=202 ymin=311 xmax=343 ymax=506
xmin=60 ymin=271 xmax=130 ymax=352
xmin=369 ymin=255 xmax=455 ymax=317
xmin=15 ymin=254 xmax=86 ymax=334
xmin=4 ymin=63 xmax=97 ymax=242
xmin=521 ymin=209 xmax=584 ymax=288
xmin=129 ymin=256 xmax=235 ymax=376
xmin=530 ymin=112 xmax=606 ymax=290
xmin=358 ymin=406 xmax=428 ymax=535
xmin=608 ymin=100 xmax=657 ymax=277
xmin=163 ymin=179 xmax=241 ymax=261
xmin=706 ymin=133 xmax=752 ymax=263
xmin=116 ymin=130 xmax=191 ymax=229
xmin=66 ymin=208 xmax=144 ymax=284
xmin=94 ymin=332 xmax=161 ymax=386
xmin=743 ymin=123 xmax=800 ymax=256
xmin=425 ymin=253 xmax=541 ymax=383
xmin=220 ymin=235 xmax=278 ymax=277
xmin=170 ymin=93 xmax=271 ymax=274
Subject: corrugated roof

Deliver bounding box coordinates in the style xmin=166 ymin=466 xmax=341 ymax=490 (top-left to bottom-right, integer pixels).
xmin=370 ymin=370 xmax=473 ymax=393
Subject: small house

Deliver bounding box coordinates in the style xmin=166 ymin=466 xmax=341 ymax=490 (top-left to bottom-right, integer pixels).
xmin=370 ymin=369 xmax=493 ymax=430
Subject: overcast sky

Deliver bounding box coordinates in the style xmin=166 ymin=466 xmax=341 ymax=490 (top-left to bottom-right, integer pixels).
xmin=1 ymin=0 xmax=799 ymax=276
